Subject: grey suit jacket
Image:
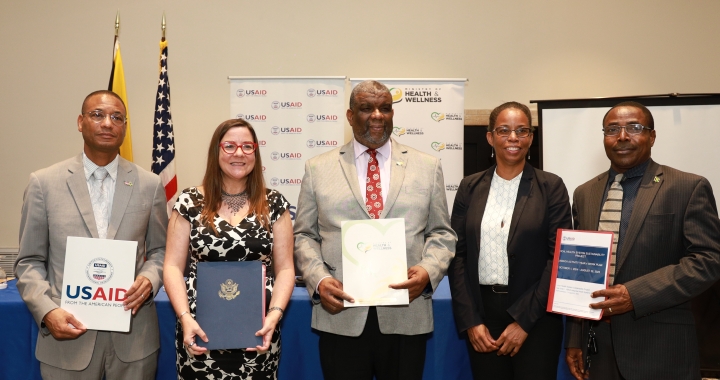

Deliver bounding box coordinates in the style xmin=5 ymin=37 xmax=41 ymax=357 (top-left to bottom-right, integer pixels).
xmin=15 ymin=154 xmax=167 ymax=371
xmin=565 ymin=159 xmax=720 ymax=379
xmin=294 ymin=139 xmax=456 ymax=336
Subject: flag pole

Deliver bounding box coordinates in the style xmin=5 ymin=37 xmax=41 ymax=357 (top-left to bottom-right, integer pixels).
xmin=161 ymin=12 xmax=166 ymax=42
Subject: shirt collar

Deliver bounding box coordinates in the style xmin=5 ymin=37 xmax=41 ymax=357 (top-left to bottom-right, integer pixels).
xmin=83 ymin=153 xmax=119 ymax=182
xmin=353 ymin=138 xmax=391 ymax=160
xmin=608 ymin=158 xmax=650 ymax=182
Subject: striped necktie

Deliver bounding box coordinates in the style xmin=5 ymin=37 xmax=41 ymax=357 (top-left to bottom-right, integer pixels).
xmin=598 ymin=173 xmax=624 ymax=285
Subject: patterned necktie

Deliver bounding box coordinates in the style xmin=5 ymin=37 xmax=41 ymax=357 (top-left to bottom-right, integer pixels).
xmin=92 ymin=167 xmax=110 ymax=239
xmin=598 ymin=173 xmax=624 ymax=285
xmin=365 ymin=149 xmax=384 ymax=219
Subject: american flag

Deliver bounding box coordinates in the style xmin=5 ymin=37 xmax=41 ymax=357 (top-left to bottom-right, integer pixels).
xmin=151 ymin=40 xmax=178 ymax=216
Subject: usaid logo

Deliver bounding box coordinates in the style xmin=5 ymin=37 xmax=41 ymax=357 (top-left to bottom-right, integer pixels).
xmin=307 ymin=114 xmax=338 ymax=123
xmin=307 ymin=139 xmax=338 ymax=148
xmin=237 ymin=114 xmax=267 ymax=122
xmin=236 ymin=89 xmax=267 ymax=97
xmin=307 ymin=88 xmax=339 ymax=97
xmin=273 ymin=126 xmax=302 ymax=134
xmin=271 ymin=177 xmax=302 ymax=186
xmin=85 ymin=257 xmax=114 ymax=285
xmin=272 ymin=101 xmax=303 ymax=110
xmin=270 ymin=151 xmax=302 ymax=160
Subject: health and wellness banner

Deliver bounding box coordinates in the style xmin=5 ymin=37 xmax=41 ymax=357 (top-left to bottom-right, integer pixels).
xmin=351 ymin=78 xmax=465 ymax=212
xmin=229 ymin=76 xmax=346 ymax=220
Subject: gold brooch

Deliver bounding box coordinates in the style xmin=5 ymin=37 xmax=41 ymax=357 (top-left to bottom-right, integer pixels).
xmin=653 ymin=176 xmax=660 ymax=183
xmin=218 ymin=279 xmax=240 ymax=300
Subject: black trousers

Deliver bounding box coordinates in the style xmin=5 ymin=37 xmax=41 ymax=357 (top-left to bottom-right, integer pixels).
xmin=319 ymin=307 xmax=428 ymax=380
xmin=466 ymin=286 xmax=563 ymax=380
xmin=587 ymin=321 xmax=625 ymax=380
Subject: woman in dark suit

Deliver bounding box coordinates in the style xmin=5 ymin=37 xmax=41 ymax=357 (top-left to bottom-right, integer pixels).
xmin=448 ymin=102 xmax=572 ymax=379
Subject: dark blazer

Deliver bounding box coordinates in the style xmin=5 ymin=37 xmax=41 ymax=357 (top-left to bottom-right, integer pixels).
xmin=448 ymin=163 xmax=572 ymax=333
xmin=565 ymin=159 xmax=720 ymax=379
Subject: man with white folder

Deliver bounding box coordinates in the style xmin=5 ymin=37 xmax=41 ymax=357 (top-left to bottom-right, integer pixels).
xmin=15 ymin=90 xmax=167 ymax=379
xmin=294 ymin=80 xmax=456 ymax=380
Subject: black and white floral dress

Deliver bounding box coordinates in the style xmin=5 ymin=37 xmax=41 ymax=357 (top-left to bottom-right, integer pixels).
xmin=173 ymin=187 xmax=289 ymax=380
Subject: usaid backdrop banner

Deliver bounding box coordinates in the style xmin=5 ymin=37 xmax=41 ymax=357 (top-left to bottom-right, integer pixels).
xmin=229 ymin=76 xmax=346 ymax=220
xmin=351 ymin=78 xmax=466 ymax=213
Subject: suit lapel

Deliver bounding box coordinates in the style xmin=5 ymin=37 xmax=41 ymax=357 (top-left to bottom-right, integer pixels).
xmin=107 ymin=158 xmax=136 ymax=240
xmin=469 ymin=168 xmax=492 ymax=250
xmin=66 ymin=154 xmax=98 ymax=238
xmin=382 ymin=139 xmax=407 ymax=218
xmin=616 ymin=160 xmax=663 ymax=271
xmin=508 ymin=163 xmax=535 ymax=244
xmin=338 ymin=141 xmax=369 ymax=217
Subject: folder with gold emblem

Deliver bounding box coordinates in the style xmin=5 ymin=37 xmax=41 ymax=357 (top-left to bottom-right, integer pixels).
xmin=195 ymin=261 xmax=266 ymax=349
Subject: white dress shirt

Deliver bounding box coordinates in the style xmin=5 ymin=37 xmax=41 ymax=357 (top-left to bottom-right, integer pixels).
xmin=478 ymin=170 xmax=521 ymax=285
xmin=352 ymin=138 xmax=391 ymax=203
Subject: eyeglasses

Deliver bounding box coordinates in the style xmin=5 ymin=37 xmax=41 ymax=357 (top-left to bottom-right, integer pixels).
xmin=219 ymin=141 xmax=258 ymax=155
xmin=602 ymin=123 xmax=652 ymax=136
xmin=493 ymin=127 xmax=532 ymax=138
xmin=84 ymin=111 xmax=127 ymax=127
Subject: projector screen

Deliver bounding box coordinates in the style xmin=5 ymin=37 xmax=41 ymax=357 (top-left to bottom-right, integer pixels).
xmin=537 ymin=96 xmax=720 ymax=206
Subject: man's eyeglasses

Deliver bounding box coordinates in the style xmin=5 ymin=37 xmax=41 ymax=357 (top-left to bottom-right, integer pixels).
xmin=602 ymin=123 xmax=652 ymax=136
xmin=219 ymin=141 xmax=258 ymax=155
xmin=84 ymin=111 xmax=127 ymax=127
xmin=493 ymin=127 xmax=532 ymax=138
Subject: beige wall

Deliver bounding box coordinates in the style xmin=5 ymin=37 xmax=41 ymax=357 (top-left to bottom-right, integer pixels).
xmin=1 ymin=0 xmax=719 ymax=248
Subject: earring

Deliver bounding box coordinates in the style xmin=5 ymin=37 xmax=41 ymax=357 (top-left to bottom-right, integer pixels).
xmin=527 ymin=153 xmax=531 ymax=160
xmin=491 ymin=148 xmax=494 ymax=158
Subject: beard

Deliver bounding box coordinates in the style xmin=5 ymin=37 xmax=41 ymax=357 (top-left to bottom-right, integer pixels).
xmin=360 ymin=120 xmax=391 ymax=146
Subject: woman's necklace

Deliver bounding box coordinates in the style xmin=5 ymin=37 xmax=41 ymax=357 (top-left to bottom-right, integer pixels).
xmin=221 ymin=189 xmax=248 ymax=215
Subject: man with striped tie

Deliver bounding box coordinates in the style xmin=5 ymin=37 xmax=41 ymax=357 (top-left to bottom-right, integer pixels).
xmin=565 ymin=101 xmax=720 ymax=380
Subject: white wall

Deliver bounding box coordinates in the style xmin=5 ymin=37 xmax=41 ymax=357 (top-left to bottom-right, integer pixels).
xmin=1 ymin=0 xmax=720 ymax=247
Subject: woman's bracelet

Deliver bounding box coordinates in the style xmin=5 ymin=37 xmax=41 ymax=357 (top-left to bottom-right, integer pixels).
xmin=268 ymin=306 xmax=284 ymax=320
xmin=178 ymin=310 xmax=192 ymax=320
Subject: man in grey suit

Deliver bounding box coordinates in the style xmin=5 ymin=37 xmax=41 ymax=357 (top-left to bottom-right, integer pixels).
xmin=294 ymin=80 xmax=456 ymax=380
xmin=565 ymin=101 xmax=720 ymax=380
xmin=15 ymin=90 xmax=167 ymax=379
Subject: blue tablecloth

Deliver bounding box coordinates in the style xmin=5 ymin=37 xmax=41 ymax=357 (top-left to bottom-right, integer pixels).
xmin=1 ymin=278 xmax=573 ymax=379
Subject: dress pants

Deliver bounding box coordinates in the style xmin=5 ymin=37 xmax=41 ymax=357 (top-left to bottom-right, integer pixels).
xmin=466 ymin=286 xmax=563 ymax=380
xmin=587 ymin=321 xmax=625 ymax=380
xmin=39 ymin=331 xmax=158 ymax=380
xmin=319 ymin=307 xmax=428 ymax=380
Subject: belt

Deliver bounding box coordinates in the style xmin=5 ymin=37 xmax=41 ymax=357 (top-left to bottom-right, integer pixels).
xmin=480 ymin=284 xmax=509 ymax=294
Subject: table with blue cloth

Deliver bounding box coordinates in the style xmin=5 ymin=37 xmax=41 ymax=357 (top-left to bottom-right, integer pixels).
xmin=1 ymin=278 xmax=573 ymax=379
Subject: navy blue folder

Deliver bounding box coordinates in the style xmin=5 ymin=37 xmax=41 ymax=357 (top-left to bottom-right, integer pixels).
xmin=195 ymin=261 xmax=265 ymax=349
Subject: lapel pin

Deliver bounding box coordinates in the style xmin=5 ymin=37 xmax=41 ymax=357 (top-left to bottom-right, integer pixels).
xmin=124 ymin=181 xmax=133 ymax=186
xmin=396 ymin=161 xmax=404 ymax=166
xmin=653 ymin=176 xmax=660 ymax=183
